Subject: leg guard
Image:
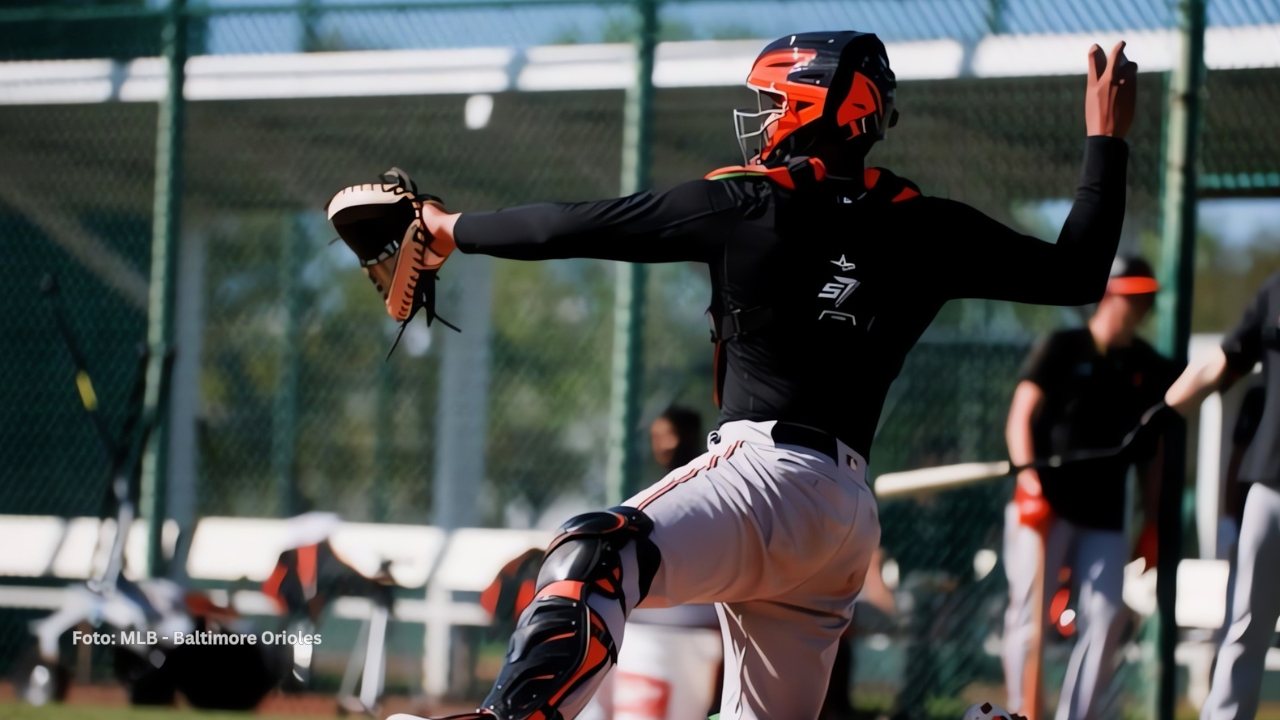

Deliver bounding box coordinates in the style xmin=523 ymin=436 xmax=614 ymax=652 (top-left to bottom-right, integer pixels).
xmin=480 ymin=506 xmax=661 ymax=720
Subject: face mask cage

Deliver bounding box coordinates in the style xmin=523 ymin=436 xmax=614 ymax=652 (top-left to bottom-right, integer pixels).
xmin=733 ymin=87 xmax=787 ymax=165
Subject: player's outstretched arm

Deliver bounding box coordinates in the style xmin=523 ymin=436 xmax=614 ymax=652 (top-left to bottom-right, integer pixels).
xmin=1162 ymin=274 xmax=1275 ymax=414
xmin=1164 ymin=347 xmax=1231 ymax=415
xmin=325 ymin=169 xmax=734 ymax=329
xmin=1008 ymin=378 xmax=1052 ymax=530
xmin=1158 ymin=274 xmax=1275 ymax=418
xmin=1124 ymin=275 xmax=1275 ymax=462
xmin=925 ymin=41 xmax=1137 ymax=305
xmin=418 ymin=179 xmax=737 ymax=264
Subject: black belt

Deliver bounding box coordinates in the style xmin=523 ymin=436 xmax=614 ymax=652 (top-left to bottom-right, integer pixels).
xmin=770 ymin=422 xmax=841 ymax=464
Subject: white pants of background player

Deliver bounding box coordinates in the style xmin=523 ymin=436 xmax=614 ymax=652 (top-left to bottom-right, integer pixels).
xmin=621 ymin=419 xmax=880 ymax=720
xmin=578 ymin=605 xmax=722 ymax=720
xmin=1002 ymin=503 xmax=1128 ymax=720
xmin=1202 ymin=482 xmax=1280 ymax=720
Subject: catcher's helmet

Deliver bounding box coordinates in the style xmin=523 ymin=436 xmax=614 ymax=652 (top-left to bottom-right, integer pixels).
xmin=734 ymin=31 xmax=898 ymax=165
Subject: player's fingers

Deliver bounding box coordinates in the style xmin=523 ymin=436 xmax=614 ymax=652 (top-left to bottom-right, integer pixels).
xmin=1105 ymin=40 xmax=1127 ymax=80
xmin=1118 ymin=58 xmax=1137 ymax=86
xmin=1115 ymin=50 xmax=1137 ymax=82
xmin=1088 ymin=43 xmax=1106 ymax=80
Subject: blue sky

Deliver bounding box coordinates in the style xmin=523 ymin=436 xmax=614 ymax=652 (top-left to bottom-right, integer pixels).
xmin=1035 ymin=197 xmax=1280 ymax=250
xmin=1200 ymin=198 xmax=1280 ymax=248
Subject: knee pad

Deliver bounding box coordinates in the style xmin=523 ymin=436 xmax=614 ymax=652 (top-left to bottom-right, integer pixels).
xmin=480 ymin=507 xmax=661 ymax=719
xmin=537 ymin=505 xmax=661 ymax=604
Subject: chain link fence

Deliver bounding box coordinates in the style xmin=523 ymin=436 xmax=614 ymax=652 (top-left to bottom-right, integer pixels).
xmin=1 ymin=0 xmax=1277 ymax=716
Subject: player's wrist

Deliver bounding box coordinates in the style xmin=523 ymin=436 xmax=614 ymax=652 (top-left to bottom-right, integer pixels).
xmin=1015 ymin=468 xmax=1042 ymax=496
xmin=419 ymin=201 xmax=460 ymax=250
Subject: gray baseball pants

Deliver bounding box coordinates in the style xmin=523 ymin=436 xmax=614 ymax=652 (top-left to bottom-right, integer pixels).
xmin=1002 ymin=504 xmax=1128 ymax=720
xmin=623 ymin=419 xmax=881 ymax=720
xmin=1202 ymin=481 xmax=1280 ymax=720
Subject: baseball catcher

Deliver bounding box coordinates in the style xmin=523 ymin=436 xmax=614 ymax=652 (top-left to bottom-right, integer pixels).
xmin=327 ymin=30 xmax=1137 ymax=720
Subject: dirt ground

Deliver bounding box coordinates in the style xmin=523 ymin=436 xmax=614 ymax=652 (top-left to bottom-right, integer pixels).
xmin=0 ymin=680 xmax=477 ymax=718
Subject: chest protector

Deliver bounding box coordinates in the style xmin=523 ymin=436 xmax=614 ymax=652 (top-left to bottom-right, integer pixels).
xmin=701 ymin=156 xmax=921 ymax=407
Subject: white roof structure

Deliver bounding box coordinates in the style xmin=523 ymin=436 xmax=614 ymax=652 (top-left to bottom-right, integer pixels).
xmin=0 ymin=24 xmax=1276 ymax=105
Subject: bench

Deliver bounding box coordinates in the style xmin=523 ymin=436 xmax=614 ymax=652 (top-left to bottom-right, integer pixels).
xmin=0 ymin=514 xmax=552 ymax=700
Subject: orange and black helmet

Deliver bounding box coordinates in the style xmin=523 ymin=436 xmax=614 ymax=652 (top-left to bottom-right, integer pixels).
xmin=734 ymin=31 xmax=898 ymax=165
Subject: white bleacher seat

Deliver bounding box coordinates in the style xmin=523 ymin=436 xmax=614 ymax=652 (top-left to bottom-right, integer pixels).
xmin=0 ymin=513 xmax=182 ymax=582
xmin=1176 ymin=559 xmax=1232 ymax=631
xmin=0 ymin=515 xmax=65 ymax=577
xmin=1122 ymin=557 xmax=1280 ymax=710
xmin=432 ymin=527 xmax=552 ymax=593
xmin=185 ymin=516 xmax=446 ymax=589
xmin=122 ymin=518 xmax=179 ymax=579
xmin=329 ymin=523 xmax=446 ymax=589
xmin=1122 ymin=557 xmax=1280 ymax=633
xmin=49 ymin=517 xmax=101 ymax=579
xmin=185 ymin=516 xmax=299 ymax=582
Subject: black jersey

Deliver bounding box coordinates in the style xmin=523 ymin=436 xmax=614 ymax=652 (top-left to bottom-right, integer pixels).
xmin=1222 ymin=272 xmax=1280 ymax=487
xmin=454 ymin=137 xmax=1129 ymax=461
xmin=1018 ymin=328 xmax=1177 ymax=529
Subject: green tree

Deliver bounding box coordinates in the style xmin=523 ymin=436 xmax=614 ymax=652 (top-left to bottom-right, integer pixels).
xmin=485 ymin=259 xmax=614 ymax=523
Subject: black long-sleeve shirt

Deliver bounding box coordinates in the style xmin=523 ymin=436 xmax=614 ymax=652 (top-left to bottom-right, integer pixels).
xmin=1222 ymin=272 xmax=1280 ymax=486
xmin=455 ymin=136 xmax=1129 ymax=460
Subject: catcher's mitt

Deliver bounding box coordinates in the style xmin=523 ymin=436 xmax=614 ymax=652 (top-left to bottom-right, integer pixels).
xmin=325 ymin=167 xmax=459 ymax=355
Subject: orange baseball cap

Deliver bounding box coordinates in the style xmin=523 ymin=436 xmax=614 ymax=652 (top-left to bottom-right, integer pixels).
xmin=1107 ymin=255 xmax=1160 ymax=295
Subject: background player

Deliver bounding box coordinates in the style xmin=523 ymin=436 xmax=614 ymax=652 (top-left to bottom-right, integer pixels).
xmin=1150 ymin=272 xmax=1280 ymax=719
xmin=1219 ymin=383 xmax=1265 ymax=565
xmin=1001 ymin=256 xmax=1177 ymax=719
xmin=328 ymin=30 xmax=1137 ymax=720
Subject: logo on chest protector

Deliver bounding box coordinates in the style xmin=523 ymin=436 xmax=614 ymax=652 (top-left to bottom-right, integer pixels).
xmin=818 ymin=276 xmax=860 ymax=307
xmin=817 ymin=256 xmax=864 ymax=326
